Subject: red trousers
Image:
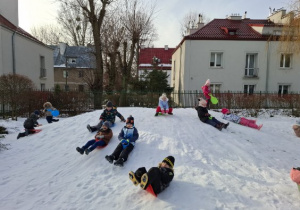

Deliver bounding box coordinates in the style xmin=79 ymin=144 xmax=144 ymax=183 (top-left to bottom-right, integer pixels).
xmin=156 ymin=106 xmax=173 ymax=114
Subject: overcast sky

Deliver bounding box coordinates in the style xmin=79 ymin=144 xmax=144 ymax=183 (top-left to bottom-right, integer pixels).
xmin=19 ymin=0 xmax=290 ymax=48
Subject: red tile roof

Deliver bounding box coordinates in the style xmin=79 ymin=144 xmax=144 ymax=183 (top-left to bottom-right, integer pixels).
xmin=186 ymin=18 xmax=279 ymax=41
xmin=139 ymin=47 xmax=175 ymax=65
xmin=0 ymin=14 xmax=44 ymax=45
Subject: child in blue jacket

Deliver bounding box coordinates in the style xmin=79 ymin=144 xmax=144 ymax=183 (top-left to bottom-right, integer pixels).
xmin=155 ymin=93 xmax=173 ymax=116
xmin=105 ymin=115 xmax=139 ymax=167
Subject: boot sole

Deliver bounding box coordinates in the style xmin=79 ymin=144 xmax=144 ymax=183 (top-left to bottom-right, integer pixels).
xmin=140 ymin=173 xmax=148 ymax=189
xmin=129 ymin=171 xmax=139 ymax=186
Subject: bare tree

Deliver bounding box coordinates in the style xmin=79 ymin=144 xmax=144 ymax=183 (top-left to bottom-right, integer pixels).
xmin=30 ymin=24 xmax=65 ymax=45
xmin=180 ymin=11 xmax=210 ymax=37
xmin=279 ymin=1 xmax=300 ymax=53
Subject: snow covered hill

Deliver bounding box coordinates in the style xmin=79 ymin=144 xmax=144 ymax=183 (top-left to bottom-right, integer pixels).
xmin=1 ymin=107 xmax=300 ymax=210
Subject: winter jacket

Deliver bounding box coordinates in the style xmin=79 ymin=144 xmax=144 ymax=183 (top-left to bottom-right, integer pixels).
xmin=43 ymin=102 xmax=57 ymax=117
xmin=94 ymin=128 xmax=113 ymax=145
xmin=221 ymin=113 xmax=241 ymax=124
xmin=23 ymin=113 xmax=39 ymax=129
xmin=201 ymin=85 xmax=211 ymax=99
xmin=118 ymin=126 xmax=139 ymax=146
xmin=293 ymin=124 xmax=300 ymax=138
xmin=158 ymin=96 xmax=169 ymax=110
xmin=99 ymin=108 xmax=124 ymax=124
xmin=195 ymin=105 xmax=210 ymax=122
xmin=159 ymin=166 xmax=174 ymax=192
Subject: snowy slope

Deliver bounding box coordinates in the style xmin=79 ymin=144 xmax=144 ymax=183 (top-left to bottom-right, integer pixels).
xmin=0 ymin=107 xmax=300 ymax=210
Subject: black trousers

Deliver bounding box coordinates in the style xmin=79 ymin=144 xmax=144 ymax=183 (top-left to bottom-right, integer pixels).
xmin=135 ymin=167 xmax=162 ymax=194
xmin=111 ymin=143 xmax=134 ymax=161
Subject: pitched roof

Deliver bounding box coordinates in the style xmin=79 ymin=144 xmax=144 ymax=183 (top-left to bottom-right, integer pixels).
xmin=53 ymin=45 xmax=96 ymax=68
xmin=139 ymin=47 xmax=175 ymax=65
xmin=186 ymin=18 xmax=278 ymax=41
xmin=0 ymin=14 xmax=45 ymax=45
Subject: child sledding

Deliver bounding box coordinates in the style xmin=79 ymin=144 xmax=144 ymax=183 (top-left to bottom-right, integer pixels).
xmin=43 ymin=102 xmax=59 ymax=123
xmin=155 ymin=93 xmax=173 ymax=116
xmin=87 ymin=101 xmax=125 ymax=132
xmin=105 ymin=115 xmax=139 ymax=167
xmin=195 ymin=98 xmax=229 ymax=131
xmin=76 ymin=121 xmax=113 ymax=155
xmin=17 ymin=110 xmax=42 ymax=139
xmin=221 ymin=108 xmax=263 ymax=130
xmin=129 ymin=156 xmax=175 ymax=196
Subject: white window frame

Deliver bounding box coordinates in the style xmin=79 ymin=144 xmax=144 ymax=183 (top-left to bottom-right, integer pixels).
xmin=210 ymin=84 xmax=221 ymax=93
xmin=245 ymin=53 xmax=258 ymax=76
xmin=278 ymin=84 xmax=290 ymax=95
xmin=210 ymin=52 xmax=223 ymax=68
xmin=280 ymin=53 xmax=292 ymax=69
xmin=63 ymin=70 xmax=69 ymax=78
xmin=244 ymin=85 xmax=255 ymax=94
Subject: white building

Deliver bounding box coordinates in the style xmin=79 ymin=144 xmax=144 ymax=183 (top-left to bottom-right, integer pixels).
xmin=171 ymin=9 xmax=299 ymax=95
xmin=0 ymin=0 xmax=54 ymax=90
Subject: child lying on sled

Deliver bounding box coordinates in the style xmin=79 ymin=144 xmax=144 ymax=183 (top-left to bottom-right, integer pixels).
xmin=129 ymin=156 xmax=175 ymax=196
xmin=221 ymin=108 xmax=263 ymax=130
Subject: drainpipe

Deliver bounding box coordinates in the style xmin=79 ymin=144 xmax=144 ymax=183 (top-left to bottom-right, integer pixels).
xmin=12 ymin=30 xmax=16 ymax=74
xmin=265 ymin=41 xmax=270 ymax=92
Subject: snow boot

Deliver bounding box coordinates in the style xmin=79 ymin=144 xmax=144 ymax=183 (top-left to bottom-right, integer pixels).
xmin=222 ymin=122 xmax=229 ymax=129
xmin=85 ymin=148 xmax=91 ymax=155
xmin=140 ymin=173 xmax=149 ymax=190
xmin=129 ymin=171 xmax=140 ymax=186
xmin=215 ymin=124 xmax=222 ymax=131
xmin=258 ymin=124 xmax=263 ymax=130
xmin=105 ymin=155 xmax=114 ymax=164
xmin=87 ymin=124 xmax=92 ymax=132
xmin=114 ymin=158 xmax=124 ymax=167
xmin=154 ymin=113 xmax=158 ymax=116
xmin=168 ymin=112 xmax=173 ymax=115
xmin=76 ymin=147 xmax=84 ymax=155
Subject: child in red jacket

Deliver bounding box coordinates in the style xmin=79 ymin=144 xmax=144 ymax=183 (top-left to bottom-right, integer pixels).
xmin=201 ymin=79 xmax=211 ymax=109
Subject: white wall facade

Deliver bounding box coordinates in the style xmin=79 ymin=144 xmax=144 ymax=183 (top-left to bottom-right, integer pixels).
xmin=0 ymin=26 xmax=54 ymax=90
xmin=0 ymin=0 xmax=18 ymax=26
xmin=171 ymin=39 xmax=300 ymax=93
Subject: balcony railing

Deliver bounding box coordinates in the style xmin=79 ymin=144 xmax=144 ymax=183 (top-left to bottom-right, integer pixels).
xmin=244 ymin=67 xmax=259 ymax=78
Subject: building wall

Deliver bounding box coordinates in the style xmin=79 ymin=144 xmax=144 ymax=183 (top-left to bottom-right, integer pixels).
xmin=0 ymin=0 xmax=18 ymax=26
xmin=0 ymin=26 xmax=54 ymax=90
xmin=172 ymin=39 xmax=300 ymax=93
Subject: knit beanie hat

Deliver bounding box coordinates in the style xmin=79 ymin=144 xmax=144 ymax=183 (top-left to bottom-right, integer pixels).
xmin=103 ymin=121 xmax=111 ymax=129
xmin=205 ymin=79 xmax=210 ymax=86
xmin=106 ymin=101 xmax=113 ymax=107
xmin=126 ymin=115 xmax=134 ymax=125
xmin=162 ymin=156 xmax=175 ymax=168
xmin=34 ymin=110 xmax=40 ymax=115
xmin=221 ymin=108 xmax=229 ymax=114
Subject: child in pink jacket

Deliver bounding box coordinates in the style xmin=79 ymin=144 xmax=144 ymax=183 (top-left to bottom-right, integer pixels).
xmin=221 ymin=108 xmax=263 ymax=130
xmin=201 ymin=79 xmax=211 ymax=109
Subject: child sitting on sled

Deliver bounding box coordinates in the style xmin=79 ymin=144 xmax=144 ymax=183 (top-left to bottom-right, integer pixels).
xmin=43 ymin=102 xmax=59 ymax=123
xmin=129 ymin=156 xmax=175 ymax=196
xmin=155 ymin=93 xmax=173 ymax=116
xmin=105 ymin=115 xmax=139 ymax=167
xmin=17 ymin=110 xmax=42 ymax=139
xmin=87 ymin=101 xmax=125 ymax=132
xmin=221 ymin=108 xmax=263 ymax=130
xmin=195 ymin=98 xmax=229 ymax=131
xmin=292 ymin=119 xmax=300 ymax=137
xmin=76 ymin=121 xmax=113 ymax=155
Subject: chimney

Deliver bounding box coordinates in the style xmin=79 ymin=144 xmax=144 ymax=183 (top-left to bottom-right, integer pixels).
xmin=227 ymin=13 xmax=242 ymax=20
xmin=243 ymin=11 xmax=247 ymax=19
xmin=59 ymin=42 xmax=67 ymax=55
xmin=197 ymin=14 xmax=205 ymax=30
xmin=164 ymin=45 xmax=168 ymax=50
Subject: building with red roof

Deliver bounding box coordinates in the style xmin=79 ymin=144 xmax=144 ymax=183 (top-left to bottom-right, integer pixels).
xmin=0 ymin=1 xmax=54 ymax=90
xmin=171 ymin=9 xmax=300 ymax=100
xmin=138 ymin=45 xmax=175 ymax=85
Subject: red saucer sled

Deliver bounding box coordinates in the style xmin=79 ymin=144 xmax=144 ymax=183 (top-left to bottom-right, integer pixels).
xmin=97 ymin=144 xmax=107 ymax=149
xmin=145 ymin=184 xmax=157 ymax=197
xmin=25 ymin=129 xmax=42 ymax=133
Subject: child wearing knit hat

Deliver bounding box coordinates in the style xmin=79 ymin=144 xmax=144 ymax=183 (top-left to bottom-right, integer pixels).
xmin=129 ymin=156 xmax=175 ymax=196
xmin=221 ymin=108 xmax=263 ymax=130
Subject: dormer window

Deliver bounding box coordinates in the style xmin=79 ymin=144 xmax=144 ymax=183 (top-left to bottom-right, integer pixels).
xmin=68 ymin=57 xmax=77 ymax=64
xmin=221 ymin=27 xmax=237 ymax=35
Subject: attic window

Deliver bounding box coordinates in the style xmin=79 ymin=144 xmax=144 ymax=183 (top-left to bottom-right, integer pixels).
xmin=229 ymin=30 xmax=237 ymax=35
xmin=221 ymin=27 xmax=237 ymax=35
xmin=68 ymin=57 xmax=77 ymax=64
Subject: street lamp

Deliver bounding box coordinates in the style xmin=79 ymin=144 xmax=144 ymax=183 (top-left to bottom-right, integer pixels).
xmin=65 ymin=57 xmax=69 ymax=91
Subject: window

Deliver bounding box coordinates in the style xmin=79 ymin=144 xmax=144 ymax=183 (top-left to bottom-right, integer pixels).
xmin=245 ymin=53 xmax=258 ymax=77
xmin=278 ymin=85 xmax=289 ymax=95
xmin=210 ymin=84 xmax=221 ymax=93
xmin=79 ymin=70 xmax=84 ymax=78
xmin=280 ymin=54 xmax=292 ymax=68
xmin=210 ymin=52 xmax=223 ymax=67
xmin=68 ymin=57 xmax=77 ymax=64
xmin=244 ymin=85 xmax=255 ymax=95
xmin=78 ymin=85 xmax=84 ymax=92
xmin=41 ymin=83 xmax=45 ymax=91
xmin=40 ymin=56 xmax=46 ymax=78
xmin=63 ymin=70 xmax=69 ymax=78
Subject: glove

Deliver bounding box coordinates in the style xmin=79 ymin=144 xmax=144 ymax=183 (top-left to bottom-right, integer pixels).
xmin=121 ymin=139 xmax=130 ymax=149
xmin=121 ymin=117 xmax=126 ymax=122
xmin=208 ymin=116 xmax=213 ymax=120
xmin=96 ymin=135 xmax=104 ymax=140
xmin=205 ymin=113 xmax=210 ymax=116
